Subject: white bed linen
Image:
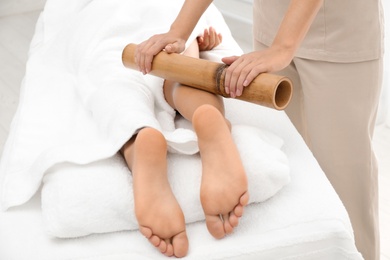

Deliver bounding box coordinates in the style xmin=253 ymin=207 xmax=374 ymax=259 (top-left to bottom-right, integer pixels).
xmin=0 ymin=100 xmax=363 ymax=259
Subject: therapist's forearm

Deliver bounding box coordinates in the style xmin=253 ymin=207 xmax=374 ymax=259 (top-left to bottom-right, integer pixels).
xmin=272 ymin=0 xmax=323 ymax=56
xmin=169 ymin=0 xmax=214 ymax=41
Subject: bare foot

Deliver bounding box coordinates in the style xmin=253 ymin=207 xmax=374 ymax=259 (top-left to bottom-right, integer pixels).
xmin=122 ymin=128 xmax=188 ymax=257
xmin=192 ymin=105 xmax=249 ymax=239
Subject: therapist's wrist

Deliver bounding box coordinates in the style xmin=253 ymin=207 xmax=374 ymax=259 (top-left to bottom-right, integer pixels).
xmin=169 ymin=24 xmax=191 ymax=42
xmin=270 ymin=42 xmax=296 ymax=61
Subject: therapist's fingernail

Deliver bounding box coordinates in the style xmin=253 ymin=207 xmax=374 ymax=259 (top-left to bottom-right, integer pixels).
xmin=243 ymin=80 xmax=249 ymax=87
xmin=225 ymin=87 xmax=229 ymax=94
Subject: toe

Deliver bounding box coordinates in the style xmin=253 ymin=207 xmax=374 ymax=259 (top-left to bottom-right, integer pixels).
xmin=149 ymin=235 xmax=161 ymax=247
xmin=172 ymin=231 xmax=189 ymax=258
xmin=164 ymin=242 xmax=174 ymax=257
xmin=206 ymin=215 xmax=226 ymax=239
xmin=158 ymin=239 xmax=167 ymax=254
xmin=240 ymin=191 xmax=250 ymax=206
xmin=222 ymin=214 xmax=234 ymax=235
xmin=229 ymin=212 xmax=239 ymax=227
xmin=234 ymin=204 xmax=244 ymax=217
xmin=139 ymin=226 xmax=153 ymax=238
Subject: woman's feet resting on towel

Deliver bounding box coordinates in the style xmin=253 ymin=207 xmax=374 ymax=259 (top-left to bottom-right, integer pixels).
xmin=193 ymin=105 xmax=249 ymax=239
xmin=121 ymin=128 xmax=188 ymax=257
xmin=121 ymin=106 xmax=249 ymax=257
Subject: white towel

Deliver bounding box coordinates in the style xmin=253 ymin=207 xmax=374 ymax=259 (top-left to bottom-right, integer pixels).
xmin=41 ymin=122 xmax=290 ymax=238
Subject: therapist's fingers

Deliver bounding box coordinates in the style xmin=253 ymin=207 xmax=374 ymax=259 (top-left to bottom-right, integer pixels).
xmin=222 ymin=55 xmax=249 ymax=97
xmin=164 ymin=41 xmax=184 ymax=53
xmin=135 ymin=34 xmax=185 ymax=74
xmin=222 ymin=48 xmax=294 ymax=97
xmin=221 ymin=55 xmax=239 ymax=65
xmin=221 ymin=55 xmax=239 ymax=96
xmin=223 ymin=53 xmax=272 ymax=98
xmin=135 ymin=37 xmax=163 ymax=74
xmin=228 ymin=59 xmax=251 ymax=98
xmin=242 ymin=65 xmax=265 ymax=87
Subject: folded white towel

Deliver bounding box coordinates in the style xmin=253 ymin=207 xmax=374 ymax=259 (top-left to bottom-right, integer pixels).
xmin=41 ymin=122 xmax=290 ymax=238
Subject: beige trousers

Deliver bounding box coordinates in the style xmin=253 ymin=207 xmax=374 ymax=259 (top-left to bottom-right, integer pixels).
xmin=254 ymin=41 xmax=383 ymax=260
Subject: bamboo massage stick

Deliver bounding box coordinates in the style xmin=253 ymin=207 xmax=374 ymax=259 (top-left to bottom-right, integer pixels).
xmin=122 ymin=43 xmax=293 ymax=110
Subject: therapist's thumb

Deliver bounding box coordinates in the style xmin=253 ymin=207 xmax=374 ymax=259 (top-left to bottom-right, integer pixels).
xmin=222 ymin=55 xmax=239 ymax=65
xmin=164 ymin=42 xmax=185 ymax=54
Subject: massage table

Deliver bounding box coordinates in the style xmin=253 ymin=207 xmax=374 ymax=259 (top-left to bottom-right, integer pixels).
xmin=0 ymin=0 xmax=363 ymax=259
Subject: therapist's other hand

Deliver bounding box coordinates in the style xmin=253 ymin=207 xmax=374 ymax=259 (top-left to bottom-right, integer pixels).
xmin=135 ymin=32 xmax=186 ymax=74
xmin=221 ymin=46 xmax=293 ymax=98
xmin=197 ymin=27 xmax=222 ymax=51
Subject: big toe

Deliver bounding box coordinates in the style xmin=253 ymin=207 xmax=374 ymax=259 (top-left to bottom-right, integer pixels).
xmin=172 ymin=231 xmax=189 ymax=258
xmin=205 ymin=215 xmax=226 ymax=239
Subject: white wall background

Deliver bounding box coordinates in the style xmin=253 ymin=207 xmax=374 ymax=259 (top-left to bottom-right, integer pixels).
xmin=1 ymin=0 xmax=389 ymax=125
xmin=0 ymin=0 xmax=46 ymax=17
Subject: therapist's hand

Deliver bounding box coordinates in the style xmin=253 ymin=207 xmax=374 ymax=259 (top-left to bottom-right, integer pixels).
xmin=221 ymin=46 xmax=293 ymax=98
xmin=135 ymin=32 xmax=186 ymax=74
